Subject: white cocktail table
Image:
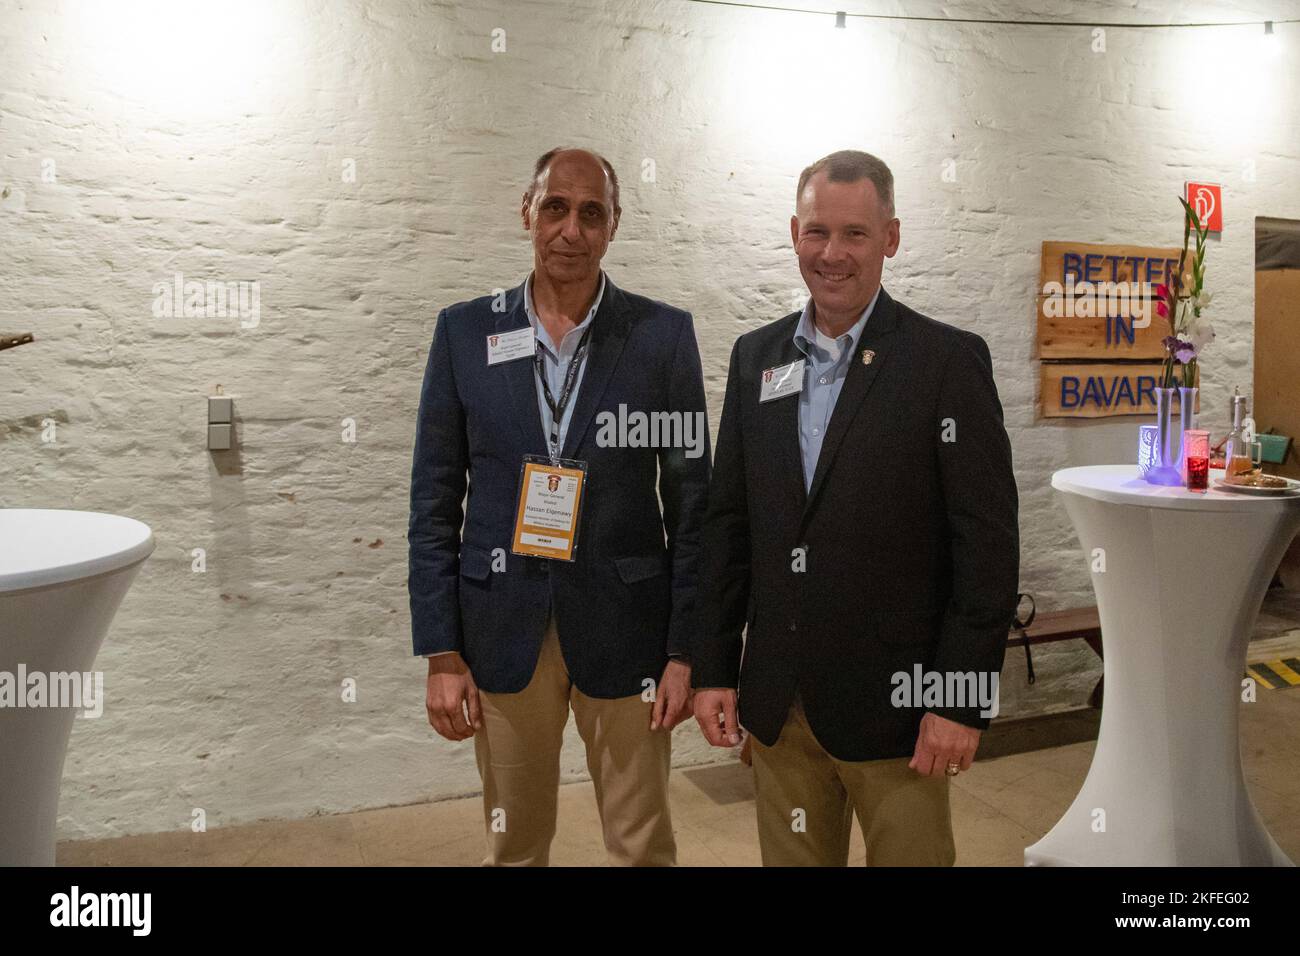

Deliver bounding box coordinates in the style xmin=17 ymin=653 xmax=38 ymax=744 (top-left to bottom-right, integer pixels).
xmin=1025 ymin=465 xmax=1300 ymax=866
xmin=0 ymin=509 xmax=154 ymax=866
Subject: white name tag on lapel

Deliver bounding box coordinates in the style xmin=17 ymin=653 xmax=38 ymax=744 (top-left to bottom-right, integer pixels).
xmin=758 ymin=359 xmax=805 ymax=403
xmin=486 ymin=327 xmax=535 ymax=365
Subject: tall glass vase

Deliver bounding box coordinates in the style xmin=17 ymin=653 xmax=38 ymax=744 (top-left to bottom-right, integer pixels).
xmin=1146 ymin=386 xmax=1184 ymax=485
xmin=1180 ymin=386 xmax=1198 ymax=430
xmin=1179 ymin=386 xmax=1198 ymax=478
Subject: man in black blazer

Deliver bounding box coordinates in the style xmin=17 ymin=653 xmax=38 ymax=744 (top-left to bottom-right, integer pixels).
xmin=409 ymin=148 xmax=710 ymax=865
xmin=692 ymin=150 xmax=1019 ymax=866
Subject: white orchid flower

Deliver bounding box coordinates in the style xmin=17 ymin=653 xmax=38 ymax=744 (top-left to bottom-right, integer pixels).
xmin=1187 ymin=313 xmax=1215 ymax=351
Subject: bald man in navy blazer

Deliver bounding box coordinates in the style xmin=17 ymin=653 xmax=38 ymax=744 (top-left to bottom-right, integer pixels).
xmin=408 ymin=148 xmax=710 ymax=866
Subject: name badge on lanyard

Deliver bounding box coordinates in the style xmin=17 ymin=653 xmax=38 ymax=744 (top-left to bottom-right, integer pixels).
xmin=512 ymin=326 xmax=592 ymax=561
xmin=512 ymin=456 xmax=588 ymax=562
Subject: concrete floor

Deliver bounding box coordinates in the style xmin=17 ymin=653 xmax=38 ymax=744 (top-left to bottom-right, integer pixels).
xmin=56 ymin=681 xmax=1300 ymax=866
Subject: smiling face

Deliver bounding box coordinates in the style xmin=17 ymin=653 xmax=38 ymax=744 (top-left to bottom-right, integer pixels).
xmin=790 ymin=171 xmax=900 ymax=330
xmin=521 ymin=149 xmax=619 ymax=287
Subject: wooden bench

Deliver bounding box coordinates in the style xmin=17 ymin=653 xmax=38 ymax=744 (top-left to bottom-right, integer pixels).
xmin=1008 ymin=604 xmax=1104 ymax=708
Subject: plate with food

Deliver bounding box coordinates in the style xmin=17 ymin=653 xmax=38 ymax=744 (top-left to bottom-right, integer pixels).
xmin=1215 ymin=470 xmax=1300 ymax=496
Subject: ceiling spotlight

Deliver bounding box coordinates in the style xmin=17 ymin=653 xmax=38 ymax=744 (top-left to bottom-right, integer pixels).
xmin=835 ymin=11 xmax=846 ymax=28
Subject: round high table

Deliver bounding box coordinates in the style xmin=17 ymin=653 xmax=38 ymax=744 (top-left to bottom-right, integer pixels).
xmin=1024 ymin=464 xmax=1300 ymax=867
xmin=0 ymin=510 xmax=154 ymax=866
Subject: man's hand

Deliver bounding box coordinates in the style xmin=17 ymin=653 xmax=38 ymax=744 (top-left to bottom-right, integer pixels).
xmin=909 ymin=712 xmax=981 ymax=777
xmin=693 ymin=688 xmax=741 ymax=747
xmin=425 ymin=652 xmax=481 ymax=742
xmin=651 ymin=659 xmax=693 ymax=731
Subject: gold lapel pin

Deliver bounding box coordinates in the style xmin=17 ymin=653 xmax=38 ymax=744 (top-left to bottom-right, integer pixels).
xmin=861 ymin=348 xmax=875 ymax=366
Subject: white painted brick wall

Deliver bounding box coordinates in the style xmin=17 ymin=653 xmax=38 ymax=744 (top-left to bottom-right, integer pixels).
xmin=0 ymin=0 xmax=1295 ymax=840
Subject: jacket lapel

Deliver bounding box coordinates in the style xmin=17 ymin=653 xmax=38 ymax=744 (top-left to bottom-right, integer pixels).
xmin=758 ymin=314 xmax=809 ymax=510
xmin=560 ymin=277 xmax=632 ymax=460
xmin=497 ymin=282 xmax=549 ymax=455
xmin=802 ymin=286 xmax=900 ymax=520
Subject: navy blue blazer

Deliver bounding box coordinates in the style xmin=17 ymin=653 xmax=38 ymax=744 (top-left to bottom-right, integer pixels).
xmin=408 ymin=276 xmax=711 ymax=698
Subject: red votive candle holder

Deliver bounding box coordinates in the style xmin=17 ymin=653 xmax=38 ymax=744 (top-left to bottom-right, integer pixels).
xmin=1183 ymin=429 xmax=1210 ymax=492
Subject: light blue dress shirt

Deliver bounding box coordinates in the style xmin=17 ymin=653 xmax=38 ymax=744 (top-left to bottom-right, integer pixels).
xmin=792 ymin=287 xmax=880 ymax=491
xmin=525 ymin=270 xmax=606 ymax=459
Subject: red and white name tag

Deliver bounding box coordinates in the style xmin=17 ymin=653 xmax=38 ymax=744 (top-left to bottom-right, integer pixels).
xmin=759 ymin=359 xmax=805 ymax=402
xmin=487 ymin=327 xmax=535 ymax=365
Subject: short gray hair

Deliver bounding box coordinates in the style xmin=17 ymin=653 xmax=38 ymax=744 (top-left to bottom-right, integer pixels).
xmin=523 ymin=147 xmax=621 ymax=216
xmin=796 ymin=150 xmax=894 ymax=217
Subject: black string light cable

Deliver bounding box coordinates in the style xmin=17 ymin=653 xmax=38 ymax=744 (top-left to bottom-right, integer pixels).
xmin=680 ymin=0 xmax=1295 ymax=31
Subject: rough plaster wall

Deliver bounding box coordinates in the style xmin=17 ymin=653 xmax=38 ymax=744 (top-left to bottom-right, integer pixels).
xmin=0 ymin=0 xmax=1296 ymax=840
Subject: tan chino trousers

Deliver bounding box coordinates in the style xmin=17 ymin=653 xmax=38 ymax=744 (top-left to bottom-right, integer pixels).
xmin=472 ymin=616 xmax=675 ymax=866
xmin=750 ymin=697 xmax=956 ymax=866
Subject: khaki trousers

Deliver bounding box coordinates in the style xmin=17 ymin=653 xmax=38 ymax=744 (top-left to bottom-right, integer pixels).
xmin=750 ymin=698 xmax=956 ymax=866
xmin=472 ymin=617 xmax=675 ymax=866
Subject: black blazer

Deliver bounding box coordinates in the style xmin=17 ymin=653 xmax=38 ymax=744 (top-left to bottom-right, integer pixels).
xmin=693 ymin=287 xmax=1019 ymax=761
xmin=408 ymin=277 xmax=711 ymax=698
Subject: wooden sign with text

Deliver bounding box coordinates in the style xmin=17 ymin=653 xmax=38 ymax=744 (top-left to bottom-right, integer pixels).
xmin=1038 ymin=241 xmax=1185 ymax=291
xmin=1041 ymin=364 xmax=1200 ymax=419
xmin=1036 ymin=298 xmax=1168 ymax=360
xmin=1037 ymin=241 xmax=1187 ymax=418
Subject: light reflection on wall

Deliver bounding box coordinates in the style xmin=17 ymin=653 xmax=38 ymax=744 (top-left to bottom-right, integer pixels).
xmin=1174 ymin=22 xmax=1289 ymax=148
xmin=72 ymin=0 xmax=288 ymax=118
xmin=712 ymin=12 xmax=900 ymax=173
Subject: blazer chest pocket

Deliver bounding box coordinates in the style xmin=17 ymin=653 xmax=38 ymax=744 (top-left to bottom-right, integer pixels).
xmin=859 ymin=426 xmax=926 ymax=459
xmin=614 ymin=553 xmax=668 ymax=584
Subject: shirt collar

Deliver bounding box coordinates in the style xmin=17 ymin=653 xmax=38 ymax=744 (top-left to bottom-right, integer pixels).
xmin=525 ymin=271 xmax=606 ymax=355
xmin=793 ymin=285 xmax=881 ymax=359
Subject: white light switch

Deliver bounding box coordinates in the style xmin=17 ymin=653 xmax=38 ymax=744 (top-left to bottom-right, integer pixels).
xmin=208 ymin=424 xmax=232 ymax=450
xmin=208 ymin=396 xmax=233 ymax=424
